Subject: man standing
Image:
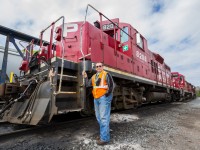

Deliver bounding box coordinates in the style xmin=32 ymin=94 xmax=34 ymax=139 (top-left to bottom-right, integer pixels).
xmin=82 ymin=62 xmax=114 ymax=145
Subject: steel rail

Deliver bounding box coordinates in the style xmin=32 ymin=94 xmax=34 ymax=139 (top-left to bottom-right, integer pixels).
xmin=0 ymin=100 xmax=188 ymax=143
xmin=0 ymin=116 xmax=94 ymax=142
xmin=0 ymin=126 xmax=41 ymax=141
xmin=0 ymin=121 xmax=8 ymax=125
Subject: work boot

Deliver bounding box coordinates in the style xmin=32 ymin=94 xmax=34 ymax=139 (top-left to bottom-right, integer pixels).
xmin=96 ymin=136 xmax=100 ymax=140
xmin=96 ymin=139 xmax=109 ymax=145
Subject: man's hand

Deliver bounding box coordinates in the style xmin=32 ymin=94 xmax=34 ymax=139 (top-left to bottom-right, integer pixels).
xmin=82 ymin=71 xmax=87 ymax=78
xmin=105 ymin=93 xmax=110 ymax=97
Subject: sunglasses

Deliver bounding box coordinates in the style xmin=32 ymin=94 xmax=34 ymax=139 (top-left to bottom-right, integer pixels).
xmin=96 ymin=65 xmax=102 ymax=68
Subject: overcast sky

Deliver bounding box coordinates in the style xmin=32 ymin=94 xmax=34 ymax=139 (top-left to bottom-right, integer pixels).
xmin=0 ymin=0 xmax=199 ymax=86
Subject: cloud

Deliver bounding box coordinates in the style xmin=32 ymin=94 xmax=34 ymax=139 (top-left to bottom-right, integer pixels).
xmin=0 ymin=0 xmax=199 ymax=86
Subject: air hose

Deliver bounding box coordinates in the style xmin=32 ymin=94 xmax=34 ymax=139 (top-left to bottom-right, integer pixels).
xmin=0 ymin=79 xmax=37 ymax=117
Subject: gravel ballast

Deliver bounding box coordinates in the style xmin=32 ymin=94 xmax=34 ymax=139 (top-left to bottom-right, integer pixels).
xmin=0 ymin=98 xmax=200 ymax=150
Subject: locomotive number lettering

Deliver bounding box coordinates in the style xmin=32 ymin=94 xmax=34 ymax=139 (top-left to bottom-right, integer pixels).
xmin=102 ymin=23 xmax=118 ymax=31
xmin=136 ymin=51 xmax=147 ymax=62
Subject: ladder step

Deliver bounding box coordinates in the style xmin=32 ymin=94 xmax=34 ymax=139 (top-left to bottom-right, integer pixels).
xmin=57 ymin=74 xmax=77 ymax=79
xmin=57 ymin=74 xmax=78 ymax=82
xmin=58 ymin=108 xmax=82 ymax=114
xmin=56 ymin=91 xmax=77 ymax=94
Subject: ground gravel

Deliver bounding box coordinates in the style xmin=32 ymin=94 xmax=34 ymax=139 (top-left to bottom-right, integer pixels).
xmin=0 ymin=98 xmax=200 ymax=150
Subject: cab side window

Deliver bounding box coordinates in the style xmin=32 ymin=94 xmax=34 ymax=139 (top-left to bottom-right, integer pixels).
xmin=120 ymin=27 xmax=128 ymax=43
xmin=136 ymin=33 xmax=144 ymax=49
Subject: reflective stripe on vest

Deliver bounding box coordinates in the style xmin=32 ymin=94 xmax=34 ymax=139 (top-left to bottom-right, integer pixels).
xmin=93 ymin=85 xmax=108 ymax=89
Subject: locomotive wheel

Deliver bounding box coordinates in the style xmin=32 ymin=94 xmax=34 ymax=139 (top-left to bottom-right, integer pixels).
xmin=80 ymin=109 xmax=93 ymax=117
xmin=113 ymin=96 xmax=124 ymax=110
xmin=131 ymin=90 xmax=141 ymax=108
xmin=171 ymin=93 xmax=176 ymax=101
xmin=165 ymin=93 xmax=171 ymax=102
xmin=122 ymin=88 xmax=141 ymax=109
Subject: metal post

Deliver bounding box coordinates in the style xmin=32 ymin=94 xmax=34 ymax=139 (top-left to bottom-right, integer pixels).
xmin=10 ymin=37 xmax=25 ymax=59
xmin=99 ymin=13 xmax=103 ymax=43
xmin=27 ymin=44 xmax=31 ymax=62
xmin=9 ymin=72 xmax=14 ymax=83
xmin=48 ymin=24 xmax=55 ymax=59
xmin=0 ymin=35 xmax=10 ymax=84
xmin=30 ymin=40 xmax=34 ymax=57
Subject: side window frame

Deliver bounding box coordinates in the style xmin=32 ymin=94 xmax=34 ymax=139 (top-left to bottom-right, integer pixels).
xmin=120 ymin=26 xmax=129 ymax=43
xmin=136 ymin=33 xmax=144 ymax=50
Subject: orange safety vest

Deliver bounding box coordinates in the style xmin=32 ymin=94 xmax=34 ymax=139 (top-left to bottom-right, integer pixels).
xmin=92 ymin=70 xmax=108 ymax=99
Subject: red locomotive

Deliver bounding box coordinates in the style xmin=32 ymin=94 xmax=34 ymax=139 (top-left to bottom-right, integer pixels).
xmin=0 ymin=5 xmax=196 ymax=125
xmin=171 ymin=72 xmax=196 ymax=100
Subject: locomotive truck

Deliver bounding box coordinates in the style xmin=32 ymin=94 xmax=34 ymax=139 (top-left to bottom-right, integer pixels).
xmin=0 ymin=5 xmax=195 ymax=125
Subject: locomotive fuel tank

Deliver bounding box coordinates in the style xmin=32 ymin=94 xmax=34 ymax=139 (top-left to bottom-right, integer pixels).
xmin=146 ymin=92 xmax=170 ymax=102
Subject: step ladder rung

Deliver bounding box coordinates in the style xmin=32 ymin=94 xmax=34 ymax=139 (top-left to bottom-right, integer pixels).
xmin=55 ymin=91 xmax=77 ymax=94
xmin=57 ymin=74 xmax=77 ymax=79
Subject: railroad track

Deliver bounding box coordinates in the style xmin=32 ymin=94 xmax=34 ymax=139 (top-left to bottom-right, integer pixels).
xmin=0 ymin=116 xmax=95 ymax=142
xmin=0 ymin=120 xmax=8 ymax=124
xmin=0 ymin=101 xmax=186 ymax=142
xmin=0 ymin=126 xmax=40 ymax=141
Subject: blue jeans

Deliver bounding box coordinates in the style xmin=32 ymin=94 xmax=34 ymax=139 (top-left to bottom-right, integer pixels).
xmin=94 ymin=94 xmax=113 ymax=142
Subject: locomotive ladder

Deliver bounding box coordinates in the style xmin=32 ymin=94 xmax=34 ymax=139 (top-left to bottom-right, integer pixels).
xmin=55 ymin=73 xmax=78 ymax=95
xmin=52 ymin=63 xmax=83 ymax=113
xmin=57 ymin=74 xmax=77 ymax=94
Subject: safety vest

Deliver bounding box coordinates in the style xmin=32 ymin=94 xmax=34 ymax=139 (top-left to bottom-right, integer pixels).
xmin=92 ymin=70 xmax=108 ymax=99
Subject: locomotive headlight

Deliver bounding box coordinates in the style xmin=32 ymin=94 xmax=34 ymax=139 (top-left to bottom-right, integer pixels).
xmin=55 ymin=27 xmax=62 ymax=41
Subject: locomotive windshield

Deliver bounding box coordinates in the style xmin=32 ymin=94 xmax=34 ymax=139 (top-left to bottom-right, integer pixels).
xmin=172 ymin=74 xmax=179 ymax=78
